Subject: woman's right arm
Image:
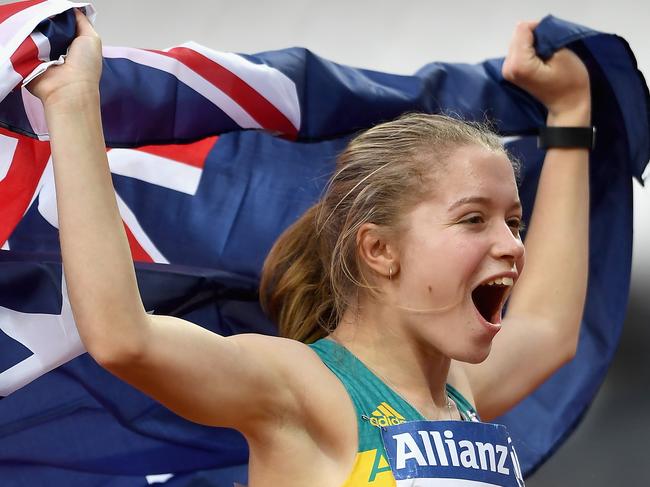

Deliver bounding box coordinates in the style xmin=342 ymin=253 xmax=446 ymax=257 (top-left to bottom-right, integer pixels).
xmin=31 ymin=10 xmax=308 ymax=434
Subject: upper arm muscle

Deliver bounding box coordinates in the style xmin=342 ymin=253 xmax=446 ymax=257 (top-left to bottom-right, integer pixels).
xmin=103 ymin=315 xmax=310 ymax=433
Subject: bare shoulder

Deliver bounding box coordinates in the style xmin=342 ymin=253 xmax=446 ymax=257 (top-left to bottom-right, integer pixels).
xmin=229 ymin=333 xmax=334 ymax=392
xmin=236 ymin=335 xmax=359 ymax=485
xmin=228 ymin=332 xmax=314 ymax=364
xmin=231 ymin=334 xmax=354 ymax=430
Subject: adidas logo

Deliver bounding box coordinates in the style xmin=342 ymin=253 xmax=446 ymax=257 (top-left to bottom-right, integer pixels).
xmin=368 ymin=402 xmax=406 ymax=427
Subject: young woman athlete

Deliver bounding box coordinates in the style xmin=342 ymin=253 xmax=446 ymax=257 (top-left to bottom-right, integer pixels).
xmin=30 ymin=10 xmax=591 ymax=487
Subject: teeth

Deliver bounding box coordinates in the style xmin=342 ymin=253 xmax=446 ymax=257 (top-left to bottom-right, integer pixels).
xmin=485 ymin=277 xmax=513 ymax=286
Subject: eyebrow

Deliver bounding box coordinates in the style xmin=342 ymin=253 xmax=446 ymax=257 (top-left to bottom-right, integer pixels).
xmin=447 ymin=196 xmax=522 ymax=212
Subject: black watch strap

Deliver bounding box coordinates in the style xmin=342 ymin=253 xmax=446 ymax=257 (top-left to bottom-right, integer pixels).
xmin=537 ymin=126 xmax=596 ymax=150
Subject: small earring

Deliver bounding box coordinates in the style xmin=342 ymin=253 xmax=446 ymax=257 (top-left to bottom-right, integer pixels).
xmin=388 ymin=265 xmax=393 ymax=281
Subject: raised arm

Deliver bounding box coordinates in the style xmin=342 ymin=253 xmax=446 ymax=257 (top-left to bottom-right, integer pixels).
xmin=28 ymin=10 xmax=310 ymax=434
xmin=464 ymin=21 xmax=591 ymax=420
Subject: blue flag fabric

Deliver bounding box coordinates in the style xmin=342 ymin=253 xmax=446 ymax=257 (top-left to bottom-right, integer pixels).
xmin=0 ymin=251 xmax=269 ymax=486
xmin=0 ymin=2 xmax=648 ymax=485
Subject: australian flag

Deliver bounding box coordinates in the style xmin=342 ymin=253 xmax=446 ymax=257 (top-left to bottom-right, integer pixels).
xmin=0 ymin=1 xmax=648 ymax=485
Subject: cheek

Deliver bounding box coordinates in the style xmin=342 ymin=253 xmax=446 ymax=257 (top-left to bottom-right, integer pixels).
xmin=402 ymin=238 xmax=479 ymax=296
xmin=451 ymin=238 xmax=486 ymax=272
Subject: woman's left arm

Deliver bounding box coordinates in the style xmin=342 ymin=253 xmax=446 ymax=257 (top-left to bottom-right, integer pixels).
xmin=464 ymin=21 xmax=591 ymax=420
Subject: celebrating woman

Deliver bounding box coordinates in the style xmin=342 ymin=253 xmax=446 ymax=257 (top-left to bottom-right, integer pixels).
xmin=30 ymin=10 xmax=590 ymax=486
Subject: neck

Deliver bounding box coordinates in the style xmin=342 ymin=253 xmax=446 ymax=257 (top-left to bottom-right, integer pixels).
xmin=331 ymin=296 xmax=452 ymax=417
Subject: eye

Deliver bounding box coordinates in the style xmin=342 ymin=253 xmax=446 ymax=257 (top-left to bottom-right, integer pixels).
xmin=460 ymin=214 xmax=485 ymax=225
xmin=507 ymin=217 xmax=526 ymax=235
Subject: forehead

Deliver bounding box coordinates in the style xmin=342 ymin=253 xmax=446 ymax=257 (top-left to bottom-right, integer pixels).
xmin=432 ymin=145 xmax=519 ymax=206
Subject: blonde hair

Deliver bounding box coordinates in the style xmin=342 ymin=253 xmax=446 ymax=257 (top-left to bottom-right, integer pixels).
xmin=260 ymin=113 xmax=513 ymax=343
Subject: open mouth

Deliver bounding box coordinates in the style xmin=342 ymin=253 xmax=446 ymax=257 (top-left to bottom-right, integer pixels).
xmin=471 ymin=280 xmax=512 ymax=324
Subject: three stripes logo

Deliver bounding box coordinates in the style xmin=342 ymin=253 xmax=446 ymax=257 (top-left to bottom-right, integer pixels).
xmin=368 ymin=402 xmax=406 ymax=428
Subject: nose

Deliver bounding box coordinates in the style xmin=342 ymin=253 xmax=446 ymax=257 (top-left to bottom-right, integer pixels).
xmin=491 ymin=221 xmax=525 ymax=264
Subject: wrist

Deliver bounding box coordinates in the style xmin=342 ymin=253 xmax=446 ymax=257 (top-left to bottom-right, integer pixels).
xmin=546 ymin=99 xmax=591 ymax=127
xmin=41 ymin=83 xmax=101 ymax=114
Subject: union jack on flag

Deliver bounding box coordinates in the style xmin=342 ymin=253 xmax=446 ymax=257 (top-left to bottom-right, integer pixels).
xmin=1 ymin=0 xmax=301 ymax=265
xmin=0 ymin=1 xmax=648 ymax=485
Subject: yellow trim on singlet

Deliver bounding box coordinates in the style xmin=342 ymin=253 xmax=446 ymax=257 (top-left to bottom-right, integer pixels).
xmin=342 ymin=449 xmax=395 ymax=486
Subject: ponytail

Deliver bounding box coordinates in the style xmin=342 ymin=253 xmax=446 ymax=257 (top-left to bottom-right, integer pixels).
xmin=260 ymin=204 xmax=336 ymax=343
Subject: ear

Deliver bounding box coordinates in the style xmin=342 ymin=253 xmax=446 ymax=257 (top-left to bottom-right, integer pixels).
xmin=356 ymin=223 xmax=399 ymax=280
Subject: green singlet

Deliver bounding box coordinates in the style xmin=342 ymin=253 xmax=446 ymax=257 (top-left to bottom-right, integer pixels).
xmin=309 ymin=338 xmax=480 ymax=487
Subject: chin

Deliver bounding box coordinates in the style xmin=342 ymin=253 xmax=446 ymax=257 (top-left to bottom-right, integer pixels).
xmin=451 ymin=340 xmax=492 ymax=364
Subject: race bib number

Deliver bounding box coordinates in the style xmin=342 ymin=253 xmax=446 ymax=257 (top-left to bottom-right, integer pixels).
xmin=381 ymin=420 xmax=525 ymax=486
